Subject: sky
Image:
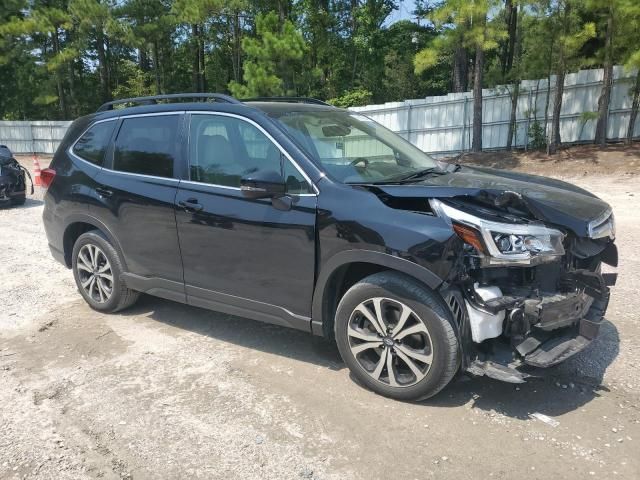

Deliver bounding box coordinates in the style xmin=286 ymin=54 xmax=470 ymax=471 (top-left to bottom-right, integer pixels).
xmin=387 ymin=0 xmax=419 ymax=25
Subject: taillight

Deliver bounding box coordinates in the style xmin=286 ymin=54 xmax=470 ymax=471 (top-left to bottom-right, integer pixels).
xmin=40 ymin=168 xmax=56 ymax=189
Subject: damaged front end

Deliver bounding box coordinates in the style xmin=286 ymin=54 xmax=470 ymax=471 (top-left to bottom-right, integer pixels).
xmin=431 ymin=196 xmax=617 ymax=384
xmin=0 ymin=145 xmax=32 ymax=206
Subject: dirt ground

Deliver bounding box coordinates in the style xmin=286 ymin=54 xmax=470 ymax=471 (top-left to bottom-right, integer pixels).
xmin=453 ymin=142 xmax=640 ymax=177
xmin=1 ymin=150 xmax=640 ymax=480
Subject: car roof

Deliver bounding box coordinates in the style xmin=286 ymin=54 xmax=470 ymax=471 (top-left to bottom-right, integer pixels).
xmin=244 ymin=101 xmax=340 ymax=115
xmin=86 ymin=97 xmax=340 ymax=124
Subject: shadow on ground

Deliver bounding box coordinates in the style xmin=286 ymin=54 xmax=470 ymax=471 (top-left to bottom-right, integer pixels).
xmin=119 ymin=294 xmax=620 ymax=420
xmin=122 ymin=294 xmax=343 ymax=370
xmin=0 ymin=198 xmax=43 ymax=210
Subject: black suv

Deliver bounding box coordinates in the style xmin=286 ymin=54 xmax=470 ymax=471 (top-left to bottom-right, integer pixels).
xmin=43 ymin=94 xmax=618 ymax=400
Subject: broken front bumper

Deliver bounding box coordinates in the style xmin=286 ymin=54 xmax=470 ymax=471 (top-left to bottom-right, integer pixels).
xmin=518 ymin=287 xmax=609 ymax=368
xmin=451 ymin=269 xmax=614 ymax=382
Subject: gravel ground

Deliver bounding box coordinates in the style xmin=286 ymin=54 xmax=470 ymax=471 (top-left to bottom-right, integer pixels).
xmin=1 ymin=160 xmax=639 ymax=479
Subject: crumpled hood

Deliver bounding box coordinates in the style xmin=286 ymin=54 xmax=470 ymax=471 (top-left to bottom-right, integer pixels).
xmin=371 ymin=166 xmax=611 ymax=238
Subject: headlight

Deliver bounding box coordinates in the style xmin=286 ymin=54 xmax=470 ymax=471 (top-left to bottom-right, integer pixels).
xmin=430 ymin=199 xmax=565 ymax=266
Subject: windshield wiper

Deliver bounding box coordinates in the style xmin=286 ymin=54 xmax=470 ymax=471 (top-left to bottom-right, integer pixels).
xmin=367 ymin=167 xmax=445 ymax=185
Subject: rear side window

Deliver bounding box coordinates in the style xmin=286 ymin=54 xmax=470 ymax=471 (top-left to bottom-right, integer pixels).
xmin=73 ymin=121 xmax=115 ymax=166
xmin=113 ymin=115 xmax=179 ymax=178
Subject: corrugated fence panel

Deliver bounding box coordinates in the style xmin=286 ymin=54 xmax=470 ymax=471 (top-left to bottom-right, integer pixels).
xmin=351 ymin=66 xmax=640 ymax=157
xmin=2 ymin=66 xmax=639 ymax=157
xmin=0 ymin=121 xmax=72 ymax=154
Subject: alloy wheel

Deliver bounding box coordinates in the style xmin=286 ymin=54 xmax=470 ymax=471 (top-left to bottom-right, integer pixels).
xmin=76 ymin=244 xmax=114 ymax=304
xmin=347 ymin=297 xmax=434 ymax=387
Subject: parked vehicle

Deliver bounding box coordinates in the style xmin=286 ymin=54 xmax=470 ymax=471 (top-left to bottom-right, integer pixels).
xmin=0 ymin=145 xmax=31 ymax=207
xmin=42 ymin=94 xmax=617 ymax=400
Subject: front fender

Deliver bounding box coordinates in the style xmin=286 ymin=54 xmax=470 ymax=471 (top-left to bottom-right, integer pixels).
xmin=311 ymin=249 xmax=445 ymax=336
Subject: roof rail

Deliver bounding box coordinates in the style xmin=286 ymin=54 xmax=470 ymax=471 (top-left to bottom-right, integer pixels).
xmin=97 ymin=93 xmax=242 ymax=112
xmin=241 ymin=96 xmax=330 ymax=106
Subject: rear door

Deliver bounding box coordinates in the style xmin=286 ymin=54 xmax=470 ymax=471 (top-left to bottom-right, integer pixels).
xmin=174 ymin=112 xmax=317 ymax=330
xmin=91 ymin=112 xmax=186 ymax=299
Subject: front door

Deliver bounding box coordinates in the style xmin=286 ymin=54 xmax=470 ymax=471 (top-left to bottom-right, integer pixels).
xmin=174 ymin=112 xmax=317 ymax=331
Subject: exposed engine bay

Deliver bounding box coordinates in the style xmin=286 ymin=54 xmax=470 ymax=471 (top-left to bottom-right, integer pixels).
xmin=0 ymin=145 xmax=32 ymax=206
xmin=429 ymin=191 xmax=617 ymax=383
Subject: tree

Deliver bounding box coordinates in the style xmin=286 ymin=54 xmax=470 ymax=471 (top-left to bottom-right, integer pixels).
xmin=504 ymin=4 xmax=522 ymax=150
xmin=589 ymin=0 xmax=622 ymax=146
xmin=69 ymin=0 xmax=112 ymax=103
xmin=546 ymin=1 xmax=595 ymax=154
xmin=228 ymin=12 xmax=306 ymax=97
xmin=619 ymin=0 xmax=640 ymax=143
xmin=414 ymin=0 xmax=506 ymax=152
xmin=501 ymin=0 xmax=518 ymax=77
xmin=1 ymin=0 xmax=74 ymax=118
xmin=171 ymin=0 xmax=247 ymax=92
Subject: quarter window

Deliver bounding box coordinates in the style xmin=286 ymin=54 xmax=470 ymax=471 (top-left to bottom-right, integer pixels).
xmin=113 ymin=115 xmax=179 ymax=178
xmin=73 ymin=121 xmax=115 ymax=166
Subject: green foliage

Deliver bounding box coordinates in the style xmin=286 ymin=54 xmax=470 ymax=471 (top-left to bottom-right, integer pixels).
xmin=112 ymin=60 xmax=155 ymax=99
xmin=229 ymin=12 xmax=306 ymax=97
xmin=0 ymin=0 xmax=637 ymax=135
xmin=527 ymin=120 xmax=547 ymax=150
xmin=414 ymin=0 xmax=506 ymax=75
xmin=327 ymin=88 xmax=373 ymax=108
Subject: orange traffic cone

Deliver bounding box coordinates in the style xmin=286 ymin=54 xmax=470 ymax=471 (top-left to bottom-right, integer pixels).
xmin=33 ymin=154 xmax=42 ymax=187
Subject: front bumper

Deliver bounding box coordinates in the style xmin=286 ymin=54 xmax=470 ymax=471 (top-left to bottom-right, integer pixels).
xmin=520 ymin=289 xmax=608 ymax=368
xmin=452 ymin=268 xmax=613 ymax=382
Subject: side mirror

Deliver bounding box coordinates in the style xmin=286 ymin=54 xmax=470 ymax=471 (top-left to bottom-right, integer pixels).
xmin=240 ymin=170 xmax=286 ymax=199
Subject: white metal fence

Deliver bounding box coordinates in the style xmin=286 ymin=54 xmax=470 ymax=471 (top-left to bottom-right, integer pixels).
xmin=351 ymin=66 xmax=640 ymax=157
xmin=2 ymin=66 xmax=638 ymax=156
xmin=0 ymin=121 xmax=72 ymax=154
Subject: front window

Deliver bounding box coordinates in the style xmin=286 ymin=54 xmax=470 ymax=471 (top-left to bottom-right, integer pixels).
xmin=269 ymin=110 xmax=438 ymax=184
xmin=188 ymin=114 xmax=312 ymax=193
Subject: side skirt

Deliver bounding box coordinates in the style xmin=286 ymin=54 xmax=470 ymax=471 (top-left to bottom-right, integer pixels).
xmin=186 ymin=285 xmax=311 ymax=332
xmin=120 ymin=272 xmax=311 ymax=332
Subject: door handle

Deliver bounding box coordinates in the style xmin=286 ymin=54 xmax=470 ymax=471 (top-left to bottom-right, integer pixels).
xmin=96 ymin=186 xmax=113 ymax=198
xmin=178 ymin=198 xmax=204 ymax=212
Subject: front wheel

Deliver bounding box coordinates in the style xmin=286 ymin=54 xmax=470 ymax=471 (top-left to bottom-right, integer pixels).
xmin=335 ymin=272 xmax=459 ymax=401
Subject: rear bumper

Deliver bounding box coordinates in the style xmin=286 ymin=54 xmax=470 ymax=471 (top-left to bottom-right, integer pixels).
xmin=43 ymin=198 xmax=68 ymax=267
xmin=48 ymin=243 xmax=67 ymax=266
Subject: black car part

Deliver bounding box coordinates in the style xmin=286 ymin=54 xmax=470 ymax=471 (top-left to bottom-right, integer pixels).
xmin=0 ymin=145 xmax=33 ymax=205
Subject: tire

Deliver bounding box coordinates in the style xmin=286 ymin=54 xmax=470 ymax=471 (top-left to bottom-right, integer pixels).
xmin=335 ymin=271 xmax=459 ymax=401
xmin=11 ymin=195 xmax=26 ymax=206
xmin=72 ymin=230 xmax=139 ymax=313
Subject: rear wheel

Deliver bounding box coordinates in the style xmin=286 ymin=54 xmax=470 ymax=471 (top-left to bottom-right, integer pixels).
xmin=335 ymin=272 xmax=459 ymax=401
xmin=72 ymin=231 xmax=139 ymax=312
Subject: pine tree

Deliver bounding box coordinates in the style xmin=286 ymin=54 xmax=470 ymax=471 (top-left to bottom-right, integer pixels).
xmin=228 ymin=12 xmax=306 ymax=97
xmin=414 ymin=0 xmax=506 ymax=152
xmin=546 ymin=1 xmax=595 ymax=154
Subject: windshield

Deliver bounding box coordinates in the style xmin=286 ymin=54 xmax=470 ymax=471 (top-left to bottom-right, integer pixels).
xmin=268 ymin=109 xmax=439 ymax=184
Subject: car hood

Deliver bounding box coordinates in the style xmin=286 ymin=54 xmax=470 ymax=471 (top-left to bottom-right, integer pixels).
xmin=369 ymin=166 xmax=611 ymax=238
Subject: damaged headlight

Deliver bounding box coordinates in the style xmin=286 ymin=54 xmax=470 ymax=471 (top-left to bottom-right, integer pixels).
xmin=430 ymin=199 xmax=565 ymax=266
